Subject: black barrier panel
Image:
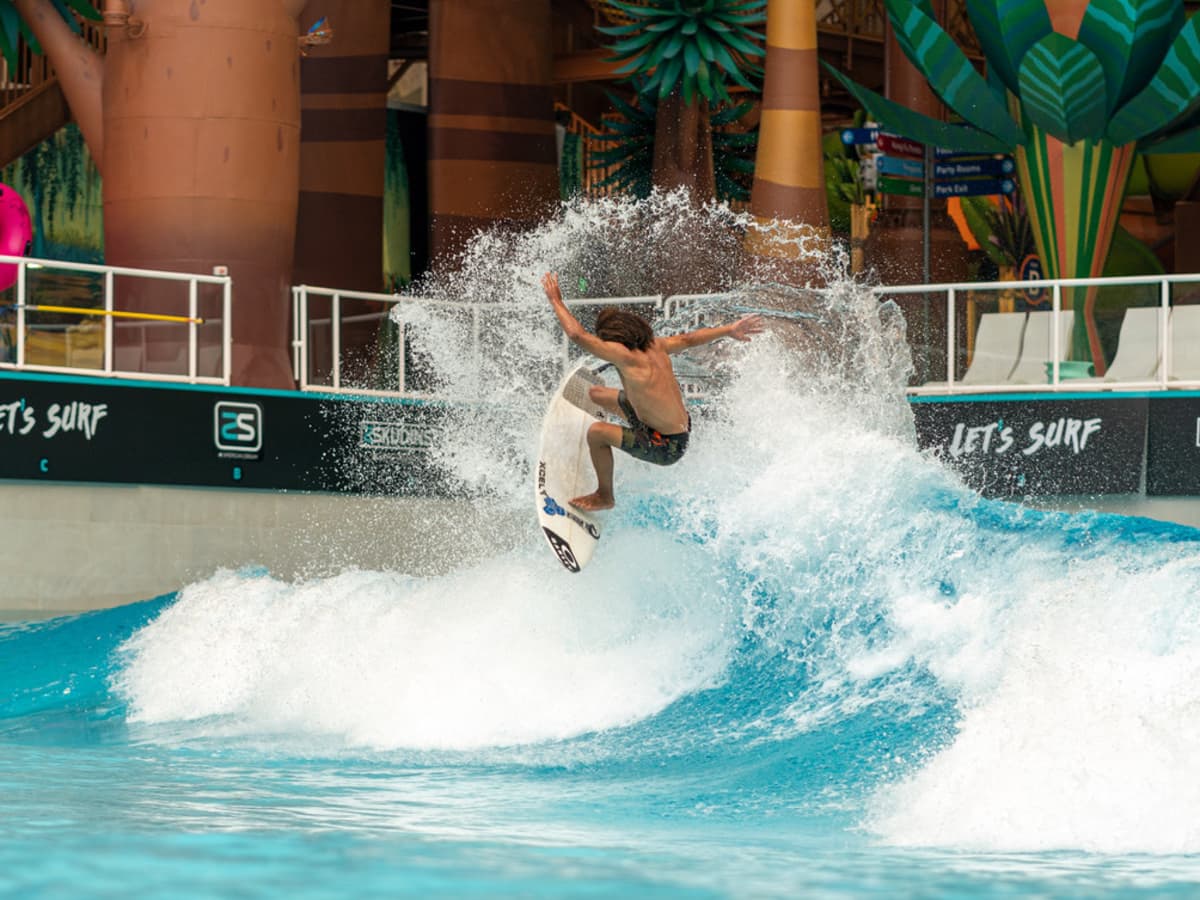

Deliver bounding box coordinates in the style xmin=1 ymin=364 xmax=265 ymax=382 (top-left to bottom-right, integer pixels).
xmin=912 ymin=396 xmax=1147 ymax=497
xmin=0 ymin=373 xmax=447 ymax=495
xmin=1147 ymin=396 xmax=1200 ymax=496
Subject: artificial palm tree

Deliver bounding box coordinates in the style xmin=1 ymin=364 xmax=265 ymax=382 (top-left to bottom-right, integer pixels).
xmin=828 ymin=0 xmax=1200 ymax=372
xmin=600 ymin=0 xmax=766 ymax=201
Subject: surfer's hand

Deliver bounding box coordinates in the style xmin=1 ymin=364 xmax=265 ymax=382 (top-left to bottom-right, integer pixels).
xmin=730 ymin=314 xmax=765 ymax=342
xmin=542 ymin=273 xmax=563 ymax=303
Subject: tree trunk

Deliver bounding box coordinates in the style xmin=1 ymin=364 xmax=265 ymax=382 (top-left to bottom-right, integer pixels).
xmin=102 ymin=0 xmax=302 ymax=387
xmin=652 ymin=93 xmax=714 ymax=200
xmin=12 ymin=0 xmax=104 ymax=172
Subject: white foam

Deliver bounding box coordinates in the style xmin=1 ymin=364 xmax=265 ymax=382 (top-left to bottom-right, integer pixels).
xmin=114 ymin=532 xmax=734 ymax=751
xmin=867 ymin=550 xmax=1200 ymax=854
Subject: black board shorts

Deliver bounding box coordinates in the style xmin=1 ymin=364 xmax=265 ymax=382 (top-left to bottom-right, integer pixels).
xmin=617 ymin=391 xmax=690 ymax=466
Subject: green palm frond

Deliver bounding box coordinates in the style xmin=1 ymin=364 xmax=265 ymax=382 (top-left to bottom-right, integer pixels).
xmin=883 ymin=0 xmax=1023 ymax=145
xmin=600 ymin=0 xmax=765 ymax=105
xmin=1107 ymin=12 xmax=1200 ymax=146
xmin=1017 ymin=33 xmax=1109 ymax=143
xmin=711 ymin=99 xmax=756 ymax=201
xmin=0 ymin=0 xmax=99 ymax=69
xmin=823 ymin=60 xmax=1013 ymax=154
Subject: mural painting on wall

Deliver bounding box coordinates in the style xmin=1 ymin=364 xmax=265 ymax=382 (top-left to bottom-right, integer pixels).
xmin=1 ymin=123 xmax=103 ymax=265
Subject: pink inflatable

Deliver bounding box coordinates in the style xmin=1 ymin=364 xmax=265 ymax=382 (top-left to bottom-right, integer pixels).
xmin=0 ymin=184 xmax=32 ymax=291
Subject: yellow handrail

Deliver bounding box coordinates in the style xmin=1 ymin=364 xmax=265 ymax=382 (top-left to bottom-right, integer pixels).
xmin=17 ymin=304 xmax=204 ymax=324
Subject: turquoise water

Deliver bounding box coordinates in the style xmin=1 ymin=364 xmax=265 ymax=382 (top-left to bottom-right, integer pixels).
xmin=9 ymin=208 xmax=1200 ymax=895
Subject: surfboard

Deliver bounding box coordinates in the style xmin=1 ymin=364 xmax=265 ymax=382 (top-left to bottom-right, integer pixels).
xmin=536 ymin=363 xmax=606 ymax=572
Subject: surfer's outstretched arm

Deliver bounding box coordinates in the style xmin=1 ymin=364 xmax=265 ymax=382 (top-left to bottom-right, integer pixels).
xmin=660 ymin=314 xmax=765 ymax=354
xmin=542 ymin=272 xmax=637 ymax=366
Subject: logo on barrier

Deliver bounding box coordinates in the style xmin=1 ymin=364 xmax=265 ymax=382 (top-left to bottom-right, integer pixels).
xmin=359 ymin=420 xmax=436 ymax=451
xmin=214 ymin=401 xmax=263 ymax=453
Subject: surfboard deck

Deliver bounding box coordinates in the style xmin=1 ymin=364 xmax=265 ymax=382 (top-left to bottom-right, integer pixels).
xmin=536 ymin=363 xmax=606 ymax=572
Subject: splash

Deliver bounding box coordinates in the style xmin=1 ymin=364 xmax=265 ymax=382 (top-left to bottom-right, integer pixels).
xmin=101 ymin=193 xmax=1200 ymax=857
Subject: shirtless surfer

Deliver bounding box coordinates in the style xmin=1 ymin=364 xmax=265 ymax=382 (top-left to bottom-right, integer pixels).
xmin=542 ymin=272 xmax=764 ymax=511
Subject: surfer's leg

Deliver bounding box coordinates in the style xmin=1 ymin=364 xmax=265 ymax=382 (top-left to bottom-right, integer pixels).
xmin=588 ymin=385 xmax=623 ymax=418
xmin=572 ymin=421 xmax=622 ymax=511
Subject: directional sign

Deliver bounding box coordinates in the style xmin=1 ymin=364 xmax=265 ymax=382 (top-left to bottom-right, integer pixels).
xmin=878 ymin=174 xmax=926 ymax=197
xmin=932 ymin=178 xmax=1015 ymax=198
xmin=876 ymin=155 xmax=925 ymax=179
xmin=934 ymin=157 xmax=1015 ymax=179
xmin=876 ymin=133 xmax=924 ymax=159
xmin=841 ymin=127 xmax=879 ymax=146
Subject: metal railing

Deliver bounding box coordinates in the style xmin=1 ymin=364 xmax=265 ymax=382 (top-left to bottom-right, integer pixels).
xmin=292 ymin=284 xmax=666 ymax=398
xmin=0 ymin=254 xmax=232 ymax=385
xmin=881 ymin=272 xmax=1200 ymax=395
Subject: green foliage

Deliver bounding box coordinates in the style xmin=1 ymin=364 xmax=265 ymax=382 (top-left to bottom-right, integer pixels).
xmin=960 ymin=194 xmax=1034 ymax=268
xmin=883 ymin=0 xmax=1024 ymax=145
xmin=710 ymin=100 xmax=756 ymax=201
xmin=835 ymin=0 xmax=1200 ymax=154
xmin=599 ymin=0 xmax=766 ymax=105
xmin=592 ymin=90 xmax=656 ymax=199
xmin=0 ymin=0 xmax=100 ymax=69
xmin=591 ymin=90 xmax=757 ymax=202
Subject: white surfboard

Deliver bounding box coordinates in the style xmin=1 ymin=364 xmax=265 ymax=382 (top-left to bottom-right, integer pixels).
xmin=535 ymin=363 xmax=606 ymax=572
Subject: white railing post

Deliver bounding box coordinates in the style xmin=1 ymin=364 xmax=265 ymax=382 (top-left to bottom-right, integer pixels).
xmin=332 ymin=292 xmax=341 ymax=390
xmin=1161 ymin=276 xmax=1171 ymax=388
xmin=290 ymin=287 xmax=299 ymax=381
xmin=187 ymin=279 xmax=198 ymax=382
xmin=1051 ymin=282 xmax=1061 ymax=386
xmin=222 ymin=276 xmax=232 ymax=385
xmin=946 ymin=287 xmax=956 ymax=385
xmin=299 ymin=286 xmax=309 ymax=390
xmin=103 ymin=269 xmax=114 ymax=374
xmin=14 ymin=260 xmax=25 ymax=367
xmin=396 ymin=306 xmax=406 ymax=394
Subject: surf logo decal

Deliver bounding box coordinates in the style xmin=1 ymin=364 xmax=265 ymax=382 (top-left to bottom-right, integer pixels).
xmin=543 ymin=496 xmax=566 ymax=516
xmin=542 ymin=527 xmax=580 ymax=572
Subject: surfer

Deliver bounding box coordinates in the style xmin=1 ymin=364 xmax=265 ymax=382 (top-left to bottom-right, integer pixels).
xmin=542 ymin=272 xmax=764 ymax=511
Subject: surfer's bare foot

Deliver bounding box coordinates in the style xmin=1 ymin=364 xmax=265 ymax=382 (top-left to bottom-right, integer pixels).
xmin=570 ymin=492 xmax=614 ymax=511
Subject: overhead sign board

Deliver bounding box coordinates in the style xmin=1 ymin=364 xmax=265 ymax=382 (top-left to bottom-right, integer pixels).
xmin=841 ymin=127 xmax=879 ymax=146
xmin=878 ymin=174 xmax=925 ymax=197
xmin=934 ymin=157 xmax=1015 ymax=179
xmin=876 ymin=155 xmax=925 ymax=179
xmin=932 ymin=177 xmax=1016 ymax=198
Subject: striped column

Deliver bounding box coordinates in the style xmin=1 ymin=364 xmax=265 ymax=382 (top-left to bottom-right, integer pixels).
xmin=750 ymin=0 xmax=828 ymax=226
xmin=293 ymin=0 xmax=389 ymax=292
xmin=747 ymin=0 xmax=830 ymax=260
xmin=429 ymin=0 xmax=558 ymax=265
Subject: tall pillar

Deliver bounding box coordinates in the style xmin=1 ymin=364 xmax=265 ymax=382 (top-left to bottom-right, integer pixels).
xmin=293 ymin=0 xmax=389 ymax=292
xmin=428 ymin=0 xmax=558 ymax=266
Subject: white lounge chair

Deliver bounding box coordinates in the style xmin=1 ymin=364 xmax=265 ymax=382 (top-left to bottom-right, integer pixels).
xmin=1101 ymin=306 xmax=1164 ymax=382
xmin=1007 ymin=309 xmax=1074 ymax=384
xmin=958 ymin=312 xmax=1026 ymax=385
xmin=1169 ymin=304 xmax=1200 ymax=381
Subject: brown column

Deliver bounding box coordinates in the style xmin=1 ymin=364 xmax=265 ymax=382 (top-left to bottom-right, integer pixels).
xmin=428 ymin=0 xmax=558 ymax=266
xmin=293 ymin=1 xmax=389 ymax=293
xmin=102 ymin=0 xmax=302 ymax=388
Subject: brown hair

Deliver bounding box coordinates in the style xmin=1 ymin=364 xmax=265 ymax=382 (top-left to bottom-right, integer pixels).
xmin=596 ymin=307 xmax=654 ymax=351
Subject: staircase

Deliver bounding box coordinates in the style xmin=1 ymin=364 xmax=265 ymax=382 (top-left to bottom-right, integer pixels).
xmin=0 ymin=24 xmax=104 ymax=170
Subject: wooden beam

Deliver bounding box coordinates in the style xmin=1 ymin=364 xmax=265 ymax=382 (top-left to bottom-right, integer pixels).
xmin=553 ymin=48 xmax=619 ymax=84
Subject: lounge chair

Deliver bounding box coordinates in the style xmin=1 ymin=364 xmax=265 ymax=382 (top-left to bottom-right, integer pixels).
xmin=958 ymin=312 xmax=1026 ymax=385
xmin=1102 ymin=306 xmax=1165 ymax=382
xmin=1006 ymin=309 xmax=1074 ymax=384
xmin=1169 ymin=304 xmax=1200 ymax=381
